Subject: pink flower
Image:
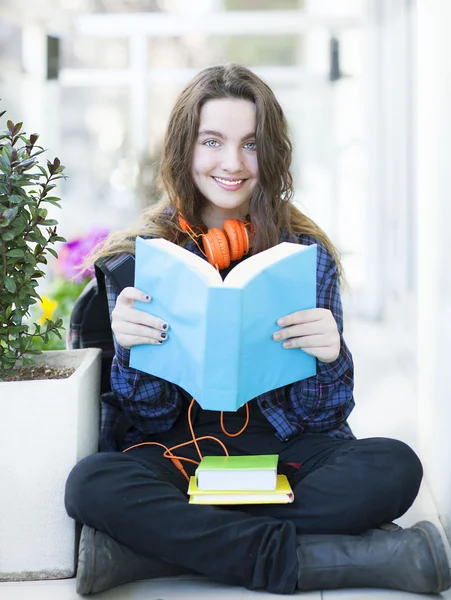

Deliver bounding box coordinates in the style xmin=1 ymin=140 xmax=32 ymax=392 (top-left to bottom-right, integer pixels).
xmin=54 ymin=228 xmax=109 ymax=282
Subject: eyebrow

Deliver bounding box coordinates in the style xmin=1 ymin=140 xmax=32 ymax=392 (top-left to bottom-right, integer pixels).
xmin=198 ymin=129 xmax=256 ymax=141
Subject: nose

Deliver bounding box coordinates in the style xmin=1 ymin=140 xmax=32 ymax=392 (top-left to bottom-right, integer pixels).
xmin=221 ymin=146 xmax=244 ymax=173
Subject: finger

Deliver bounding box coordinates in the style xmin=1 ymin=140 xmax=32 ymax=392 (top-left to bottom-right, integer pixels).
xmin=289 ymin=344 xmax=340 ymax=363
xmin=273 ymin=321 xmax=330 ymax=341
xmin=277 ymin=308 xmax=326 ymax=327
xmin=114 ymin=321 xmax=168 ymax=342
xmin=281 ymin=334 xmax=328 ymax=349
xmin=119 ymin=307 xmax=169 ymax=331
xmin=299 ymin=346 xmax=332 ymax=356
xmin=116 ymin=334 xmax=166 ymax=348
xmin=118 ymin=286 xmax=151 ymax=305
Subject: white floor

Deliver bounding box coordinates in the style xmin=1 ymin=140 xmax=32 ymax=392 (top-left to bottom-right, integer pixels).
xmin=1 ymin=317 xmax=450 ymax=600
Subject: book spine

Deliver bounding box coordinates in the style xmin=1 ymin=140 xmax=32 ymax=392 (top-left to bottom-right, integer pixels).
xmin=201 ymin=287 xmax=241 ymax=412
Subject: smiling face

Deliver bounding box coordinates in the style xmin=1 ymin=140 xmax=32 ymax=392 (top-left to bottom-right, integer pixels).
xmin=191 ymin=97 xmax=259 ymax=229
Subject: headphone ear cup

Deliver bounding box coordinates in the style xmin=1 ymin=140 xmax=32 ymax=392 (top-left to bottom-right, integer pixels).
xmin=202 ymin=228 xmax=230 ymax=270
xmin=223 ymin=219 xmax=250 ymax=261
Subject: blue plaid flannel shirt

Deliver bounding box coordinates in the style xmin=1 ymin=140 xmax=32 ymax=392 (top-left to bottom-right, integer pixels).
xmin=102 ymin=232 xmax=355 ymax=450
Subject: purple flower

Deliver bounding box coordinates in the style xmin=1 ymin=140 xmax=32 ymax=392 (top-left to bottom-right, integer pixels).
xmin=54 ymin=228 xmax=109 ymax=282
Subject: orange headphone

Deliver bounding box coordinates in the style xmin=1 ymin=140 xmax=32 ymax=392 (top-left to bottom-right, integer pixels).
xmin=178 ymin=214 xmax=252 ymax=270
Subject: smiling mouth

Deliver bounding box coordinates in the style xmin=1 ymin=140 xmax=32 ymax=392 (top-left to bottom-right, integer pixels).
xmin=212 ymin=176 xmax=246 ymax=186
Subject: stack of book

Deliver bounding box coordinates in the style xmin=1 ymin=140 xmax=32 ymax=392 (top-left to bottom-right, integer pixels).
xmin=187 ymin=454 xmax=294 ymax=505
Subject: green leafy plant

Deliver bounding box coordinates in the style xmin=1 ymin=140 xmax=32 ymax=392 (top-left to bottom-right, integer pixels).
xmin=0 ymin=107 xmax=66 ymax=376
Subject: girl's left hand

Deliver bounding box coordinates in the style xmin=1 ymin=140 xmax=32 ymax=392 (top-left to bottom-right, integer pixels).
xmin=272 ymin=308 xmax=340 ymax=363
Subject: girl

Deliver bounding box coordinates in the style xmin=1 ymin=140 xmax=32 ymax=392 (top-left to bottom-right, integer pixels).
xmin=65 ymin=63 xmax=449 ymax=596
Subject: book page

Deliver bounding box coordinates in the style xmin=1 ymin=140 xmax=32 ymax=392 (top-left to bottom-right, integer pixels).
xmin=141 ymin=237 xmax=223 ymax=287
xmin=131 ymin=236 xmax=222 ymax=403
xmin=236 ymin=243 xmax=317 ymax=403
xmin=223 ymin=242 xmax=309 ymax=288
xmin=189 ymin=491 xmax=293 ymax=505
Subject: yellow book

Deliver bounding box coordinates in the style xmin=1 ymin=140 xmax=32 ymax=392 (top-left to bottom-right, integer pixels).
xmin=188 ymin=474 xmax=294 ymax=505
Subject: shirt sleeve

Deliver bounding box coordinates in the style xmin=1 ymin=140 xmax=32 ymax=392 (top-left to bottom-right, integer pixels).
xmin=288 ymin=241 xmax=355 ymax=432
xmin=315 ymin=250 xmax=353 ymax=382
xmin=105 ymin=277 xmax=183 ymax=436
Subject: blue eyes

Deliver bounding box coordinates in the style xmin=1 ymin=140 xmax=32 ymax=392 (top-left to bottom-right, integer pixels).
xmin=203 ymin=140 xmax=256 ymax=150
xmin=204 ymin=140 xmax=220 ymax=147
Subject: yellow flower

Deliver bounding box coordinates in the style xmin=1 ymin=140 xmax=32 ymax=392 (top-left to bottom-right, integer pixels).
xmin=39 ymin=296 xmax=58 ymax=324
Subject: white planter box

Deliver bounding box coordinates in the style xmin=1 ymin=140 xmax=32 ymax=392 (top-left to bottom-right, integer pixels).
xmin=0 ymin=348 xmax=102 ymax=581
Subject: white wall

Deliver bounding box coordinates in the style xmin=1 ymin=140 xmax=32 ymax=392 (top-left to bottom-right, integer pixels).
xmin=416 ymin=0 xmax=451 ymax=541
xmin=364 ymin=0 xmax=417 ymax=350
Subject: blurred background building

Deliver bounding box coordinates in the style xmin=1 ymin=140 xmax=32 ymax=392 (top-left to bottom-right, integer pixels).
xmin=1 ymin=0 xmax=450 ymax=550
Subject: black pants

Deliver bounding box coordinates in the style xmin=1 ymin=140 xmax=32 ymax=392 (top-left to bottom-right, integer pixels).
xmin=65 ymin=429 xmax=423 ymax=595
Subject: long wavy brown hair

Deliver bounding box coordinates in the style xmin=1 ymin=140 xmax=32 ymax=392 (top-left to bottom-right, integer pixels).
xmin=89 ymin=63 xmax=344 ymax=282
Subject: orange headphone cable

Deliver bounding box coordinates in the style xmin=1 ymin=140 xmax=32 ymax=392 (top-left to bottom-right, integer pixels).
xmin=220 ymin=403 xmax=250 ymax=437
xmin=122 ymin=440 xmax=194 ymax=481
xmin=181 ymin=222 xmax=209 ymax=261
xmin=122 ymin=398 xmax=250 ymax=481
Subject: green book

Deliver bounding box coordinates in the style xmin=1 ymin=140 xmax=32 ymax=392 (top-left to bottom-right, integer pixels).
xmin=195 ymin=454 xmax=278 ymax=491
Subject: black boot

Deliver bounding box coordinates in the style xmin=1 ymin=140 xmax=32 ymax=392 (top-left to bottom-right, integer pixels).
xmin=297 ymin=520 xmax=451 ymax=594
xmin=76 ymin=525 xmax=197 ymax=595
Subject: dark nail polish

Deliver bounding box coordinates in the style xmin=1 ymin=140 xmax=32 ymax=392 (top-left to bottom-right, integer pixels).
xmin=160 ymin=332 xmax=167 ymax=340
xmin=162 ymin=323 xmax=168 ymax=330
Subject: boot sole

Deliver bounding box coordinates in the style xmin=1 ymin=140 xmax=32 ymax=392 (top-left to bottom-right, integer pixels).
xmin=414 ymin=521 xmax=451 ymax=593
xmin=76 ymin=525 xmax=96 ymax=595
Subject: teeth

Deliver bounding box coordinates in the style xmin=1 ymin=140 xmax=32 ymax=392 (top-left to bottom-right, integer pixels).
xmin=214 ymin=177 xmax=243 ymax=186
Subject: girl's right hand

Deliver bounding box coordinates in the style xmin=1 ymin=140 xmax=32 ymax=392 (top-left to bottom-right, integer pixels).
xmin=111 ymin=287 xmax=169 ymax=349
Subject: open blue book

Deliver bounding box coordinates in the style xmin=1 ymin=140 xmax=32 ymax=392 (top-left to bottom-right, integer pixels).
xmin=130 ymin=237 xmax=317 ymax=412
